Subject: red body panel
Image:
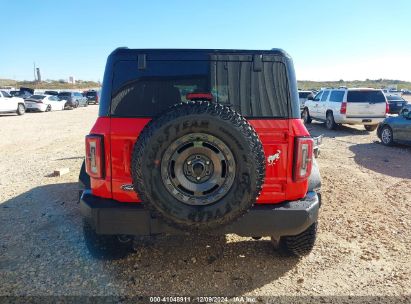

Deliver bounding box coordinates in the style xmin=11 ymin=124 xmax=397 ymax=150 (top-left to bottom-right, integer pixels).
xmin=88 ymin=117 xmax=311 ymax=204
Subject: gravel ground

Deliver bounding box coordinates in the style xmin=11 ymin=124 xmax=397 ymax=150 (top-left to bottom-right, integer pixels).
xmin=0 ymin=104 xmax=410 ymax=300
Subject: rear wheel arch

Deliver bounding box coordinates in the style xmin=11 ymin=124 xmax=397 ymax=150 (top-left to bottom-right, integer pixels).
xmin=380 ymin=125 xmax=394 ymax=146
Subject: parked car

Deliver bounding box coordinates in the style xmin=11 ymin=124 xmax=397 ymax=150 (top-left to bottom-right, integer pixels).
xmin=57 ymin=91 xmax=87 ymax=109
xmin=377 ymin=105 xmax=411 ymax=146
xmin=298 ymin=90 xmax=314 ymax=111
xmin=44 ymin=90 xmax=59 ymax=96
xmin=9 ymin=90 xmax=32 ymax=99
xmin=302 ymin=88 xmax=388 ymax=131
xmin=382 ymin=88 xmax=402 ymax=97
xmin=386 ymin=95 xmax=408 ymax=114
xmin=24 ymin=94 xmax=65 ymax=112
xmin=0 ymin=90 xmax=26 ymax=115
xmin=85 ymin=90 xmax=99 ymax=104
xmin=79 ymin=48 xmax=322 ymax=258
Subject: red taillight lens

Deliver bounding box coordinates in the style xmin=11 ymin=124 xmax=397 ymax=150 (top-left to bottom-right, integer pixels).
xmin=385 ymin=102 xmax=389 ymax=114
xmin=96 ymin=94 xmax=99 ymax=102
xmin=85 ymin=135 xmax=104 ymax=179
xmin=293 ymin=137 xmax=314 ymax=182
xmin=340 ymin=101 xmax=347 ymax=114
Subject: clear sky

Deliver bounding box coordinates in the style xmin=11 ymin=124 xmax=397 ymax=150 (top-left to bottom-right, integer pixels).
xmin=1 ymin=0 xmax=411 ymax=82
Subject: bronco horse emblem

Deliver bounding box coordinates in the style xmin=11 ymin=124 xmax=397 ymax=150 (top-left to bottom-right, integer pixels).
xmin=267 ymin=150 xmax=281 ymax=166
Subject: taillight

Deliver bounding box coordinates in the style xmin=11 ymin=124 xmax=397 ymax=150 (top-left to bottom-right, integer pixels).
xmin=85 ymin=135 xmax=104 ymax=179
xmin=340 ymin=101 xmax=347 ymax=114
xmin=385 ymin=102 xmax=389 ymax=114
xmin=293 ymin=137 xmax=314 ymax=182
xmin=95 ymin=94 xmax=99 ymax=102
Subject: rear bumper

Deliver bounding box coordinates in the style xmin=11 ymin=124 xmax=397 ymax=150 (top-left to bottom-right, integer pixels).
xmin=26 ymin=104 xmax=47 ymax=112
xmin=334 ymin=114 xmax=385 ymax=125
xmin=80 ymin=190 xmax=320 ymax=238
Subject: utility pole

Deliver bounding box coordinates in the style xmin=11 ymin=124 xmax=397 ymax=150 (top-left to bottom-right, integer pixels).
xmin=33 ymin=62 xmax=36 ymax=82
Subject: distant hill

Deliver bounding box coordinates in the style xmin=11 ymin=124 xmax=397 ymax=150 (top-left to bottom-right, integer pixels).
xmin=1 ymin=78 xmax=410 ymax=91
xmin=297 ymin=79 xmax=411 ymax=90
xmin=0 ymin=79 xmax=100 ymax=90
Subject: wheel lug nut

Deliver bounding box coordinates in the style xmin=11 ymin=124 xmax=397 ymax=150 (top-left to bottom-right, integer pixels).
xmin=187 ymin=161 xmax=191 ymax=165
xmin=206 ymin=161 xmax=210 ymax=165
xmin=196 ymin=155 xmax=200 ymax=159
xmin=196 ymin=177 xmax=200 ymax=180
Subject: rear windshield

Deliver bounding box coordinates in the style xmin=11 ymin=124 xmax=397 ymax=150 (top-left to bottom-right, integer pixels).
xmin=28 ymin=95 xmax=45 ymax=100
xmin=386 ymin=95 xmax=403 ymax=101
xmin=299 ymin=92 xmax=311 ymax=98
xmin=347 ymin=90 xmax=386 ymax=103
xmin=86 ymin=91 xmax=97 ymax=97
xmin=58 ymin=92 xmax=71 ymax=96
xmin=111 ymin=59 xmax=290 ymax=118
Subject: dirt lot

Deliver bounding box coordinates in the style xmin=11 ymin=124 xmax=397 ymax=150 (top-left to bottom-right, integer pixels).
xmin=0 ymin=104 xmax=410 ymax=299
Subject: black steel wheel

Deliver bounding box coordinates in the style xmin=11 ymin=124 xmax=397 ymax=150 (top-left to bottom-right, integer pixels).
xmin=131 ymin=101 xmax=265 ymax=231
xmin=161 ymin=133 xmax=236 ymax=206
xmin=302 ymin=108 xmax=312 ymax=124
xmin=326 ymin=112 xmax=337 ymax=130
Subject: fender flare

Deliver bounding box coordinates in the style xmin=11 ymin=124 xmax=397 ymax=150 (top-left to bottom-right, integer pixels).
xmin=308 ymin=157 xmax=321 ymax=193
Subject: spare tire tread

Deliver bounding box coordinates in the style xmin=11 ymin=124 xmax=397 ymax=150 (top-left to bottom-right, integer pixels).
xmin=131 ymin=101 xmax=265 ymax=230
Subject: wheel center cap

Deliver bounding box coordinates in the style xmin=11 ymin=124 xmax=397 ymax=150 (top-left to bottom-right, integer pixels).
xmin=192 ymin=162 xmax=205 ymax=176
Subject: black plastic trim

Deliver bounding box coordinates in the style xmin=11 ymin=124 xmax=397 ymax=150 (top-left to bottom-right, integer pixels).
xmin=80 ymin=190 xmax=320 ymax=238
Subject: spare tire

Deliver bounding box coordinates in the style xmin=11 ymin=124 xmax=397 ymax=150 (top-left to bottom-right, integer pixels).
xmin=131 ymin=101 xmax=265 ymax=230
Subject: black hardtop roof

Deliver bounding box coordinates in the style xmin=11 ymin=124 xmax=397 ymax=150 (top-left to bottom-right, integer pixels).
xmin=110 ymin=47 xmax=290 ymax=59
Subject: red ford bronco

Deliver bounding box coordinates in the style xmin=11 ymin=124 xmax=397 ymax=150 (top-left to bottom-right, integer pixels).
xmin=79 ymin=48 xmax=321 ymax=258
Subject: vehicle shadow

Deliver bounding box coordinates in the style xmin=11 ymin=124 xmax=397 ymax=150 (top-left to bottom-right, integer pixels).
xmin=0 ymin=183 xmax=300 ymax=296
xmin=349 ymin=143 xmax=411 ymax=179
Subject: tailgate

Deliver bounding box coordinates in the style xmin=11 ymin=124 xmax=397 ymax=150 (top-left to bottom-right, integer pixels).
xmin=346 ymin=90 xmax=386 ymax=118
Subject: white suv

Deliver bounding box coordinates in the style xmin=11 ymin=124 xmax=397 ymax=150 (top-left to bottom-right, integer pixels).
xmin=0 ymin=90 xmax=26 ymax=115
xmin=302 ymin=88 xmax=388 ymax=131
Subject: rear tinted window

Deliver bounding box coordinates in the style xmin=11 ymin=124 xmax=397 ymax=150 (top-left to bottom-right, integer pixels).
xmin=111 ymin=59 xmax=289 ymax=118
xmin=29 ymin=95 xmax=45 ymax=100
xmin=86 ymin=91 xmax=97 ymax=97
xmin=347 ymin=90 xmax=386 ymax=103
xmin=299 ymin=92 xmax=311 ymax=98
xmin=329 ymin=90 xmax=345 ymax=102
xmin=58 ymin=92 xmax=71 ymax=97
xmin=386 ymin=95 xmax=402 ymax=101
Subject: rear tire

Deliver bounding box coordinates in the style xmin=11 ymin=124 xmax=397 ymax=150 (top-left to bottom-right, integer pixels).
xmin=364 ymin=125 xmax=377 ymax=132
xmin=325 ymin=112 xmax=337 ymax=130
xmin=16 ymin=104 xmax=25 ymax=115
xmin=302 ymin=108 xmax=312 ymax=124
xmin=82 ymin=220 xmax=132 ymax=260
xmin=275 ymin=223 xmax=318 ymax=257
xmin=380 ymin=126 xmax=394 ymax=146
